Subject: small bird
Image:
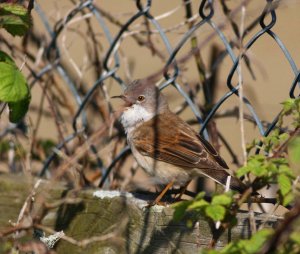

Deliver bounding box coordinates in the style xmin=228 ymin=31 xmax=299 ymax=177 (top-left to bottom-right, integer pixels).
xmin=113 ymin=79 xmax=246 ymax=202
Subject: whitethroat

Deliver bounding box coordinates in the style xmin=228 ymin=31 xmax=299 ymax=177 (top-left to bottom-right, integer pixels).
xmin=113 ymin=79 xmax=247 ymax=204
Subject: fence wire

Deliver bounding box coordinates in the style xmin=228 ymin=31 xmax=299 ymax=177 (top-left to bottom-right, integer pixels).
xmin=2 ymin=0 xmax=299 ymax=189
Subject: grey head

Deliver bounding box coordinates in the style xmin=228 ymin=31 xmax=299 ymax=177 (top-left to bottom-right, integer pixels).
xmin=119 ymin=79 xmax=169 ymax=114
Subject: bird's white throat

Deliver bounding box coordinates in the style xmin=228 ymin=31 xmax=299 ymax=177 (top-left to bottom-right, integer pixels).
xmin=121 ymin=104 xmax=154 ymax=134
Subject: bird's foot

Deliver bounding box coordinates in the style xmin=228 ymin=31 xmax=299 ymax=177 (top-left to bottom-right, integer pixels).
xmin=146 ymin=200 xmax=169 ymax=207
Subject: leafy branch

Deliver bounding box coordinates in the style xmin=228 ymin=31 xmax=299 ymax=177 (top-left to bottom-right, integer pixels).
xmin=0 ymin=2 xmax=32 ymax=123
xmin=172 ymin=98 xmax=300 ymax=253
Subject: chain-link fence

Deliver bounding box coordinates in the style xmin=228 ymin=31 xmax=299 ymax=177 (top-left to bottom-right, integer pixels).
xmin=1 ymin=0 xmax=299 ymax=191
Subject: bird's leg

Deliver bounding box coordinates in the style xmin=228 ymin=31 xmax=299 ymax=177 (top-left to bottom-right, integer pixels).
xmin=148 ymin=181 xmax=174 ymax=206
xmin=176 ymin=180 xmax=191 ymax=201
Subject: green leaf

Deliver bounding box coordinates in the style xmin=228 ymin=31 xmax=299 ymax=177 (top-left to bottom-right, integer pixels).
xmin=37 ymin=139 xmax=56 ymax=154
xmin=0 ymin=50 xmax=16 ymax=66
xmin=270 ymin=157 xmax=289 ymax=166
xmin=289 ymin=137 xmax=300 ymax=164
xmin=172 ymin=200 xmax=192 ymax=222
xmin=187 ymin=199 xmax=208 ymax=210
xmin=279 ymin=133 xmax=289 ymax=142
xmin=201 ymin=250 xmax=219 ymax=254
xmin=205 ymin=205 xmax=225 ymax=222
xmin=270 ymin=135 xmax=280 ymax=147
xmin=0 ymin=141 xmax=10 ymax=153
xmin=282 ymin=192 xmax=294 ymax=206
xmin=236 ymin=165 xmax=250 ymax=178
xmin=8 ymin=95 xmax=30 ymax=123
xmin=290 ymin=232 xmax=300 ymax=244
xmin=244 ymin=229 xmax=273 ymax=253
xmin=281 ymin=99 xmax=296 ymax=115
xmin=278 ymin=164 xmax=295 ymax=178
xmin=0 ymin=62 xmax=29 ymax=102
xmin=266 ymin=163 xmax=278 ymax=174
xmin=246 ymin=156 xmax=267 ymax=177
xmin=278 ymin=174 xmax=292 ymax=196
xmin=0 ymin=3 xmax=31 ymax=36
xmin=212 ymin=194 xmax=232 ymax=206
xmin=195 ymin=191 xmax=206 ymax=200
xmin=248 ymin=160 xmax=268 ymax=177
xmin=220 ymin=241 xmax=245 ymax=254
xmin=219 ymin=229 xmax=273 ymax=254
xmin=0 ymin=51 xmax=31 ymax=121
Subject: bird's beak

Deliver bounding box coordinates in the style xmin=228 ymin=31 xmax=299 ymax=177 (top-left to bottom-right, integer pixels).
xmin=111 ymin=95 xmax=132 ymax=107
xmin=111 ymin=95 xmax=126 ymax=100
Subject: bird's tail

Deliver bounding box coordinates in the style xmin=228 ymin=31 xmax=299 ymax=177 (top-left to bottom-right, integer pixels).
xmin=199 ymin=168 xmax=247 ymax=193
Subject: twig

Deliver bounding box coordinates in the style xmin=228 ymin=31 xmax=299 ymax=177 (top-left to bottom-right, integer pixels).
xmin=238 ymin=5 xmax=247 ymax=166
xmin=16 ymin=179 xmax=43 ymax=226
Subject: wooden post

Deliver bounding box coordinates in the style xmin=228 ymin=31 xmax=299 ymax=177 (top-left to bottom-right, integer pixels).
xmin=0 ymin=174 xmax=280 ymax=253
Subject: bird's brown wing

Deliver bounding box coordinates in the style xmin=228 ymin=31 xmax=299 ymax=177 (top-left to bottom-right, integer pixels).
xmin=197 ymin=133 xmax=229 ymax=169
xmin=132 ymin=112 xmax=228 ymax=171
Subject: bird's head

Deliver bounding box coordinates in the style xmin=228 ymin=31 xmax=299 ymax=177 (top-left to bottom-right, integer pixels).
xmin=112 ymin=79 xmax=169 ymax=115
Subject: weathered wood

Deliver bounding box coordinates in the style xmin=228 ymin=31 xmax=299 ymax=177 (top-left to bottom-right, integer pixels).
xmin=0 ymin=174 xmax=281 ymax=253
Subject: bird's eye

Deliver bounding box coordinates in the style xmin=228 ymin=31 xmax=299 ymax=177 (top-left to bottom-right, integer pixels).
xmin=137 ymin=95 xmax=145 ymax=102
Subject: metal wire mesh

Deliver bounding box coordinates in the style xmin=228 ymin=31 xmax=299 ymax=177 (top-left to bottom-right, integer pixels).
xmin=2 ymin=0 xmax=299 ymax=189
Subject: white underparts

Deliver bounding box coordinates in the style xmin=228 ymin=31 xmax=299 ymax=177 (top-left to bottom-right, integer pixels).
xmin=121 ymin=104 xmax=154 ymax=134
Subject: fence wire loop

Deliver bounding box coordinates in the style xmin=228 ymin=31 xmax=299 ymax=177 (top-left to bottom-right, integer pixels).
xmin=136 ymin=0 xmax=152 ymax=12
xmin=199 ymin=0 xmax=214 ymax=19
xmin=260 ymin=3 xmax=276 ymax=29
